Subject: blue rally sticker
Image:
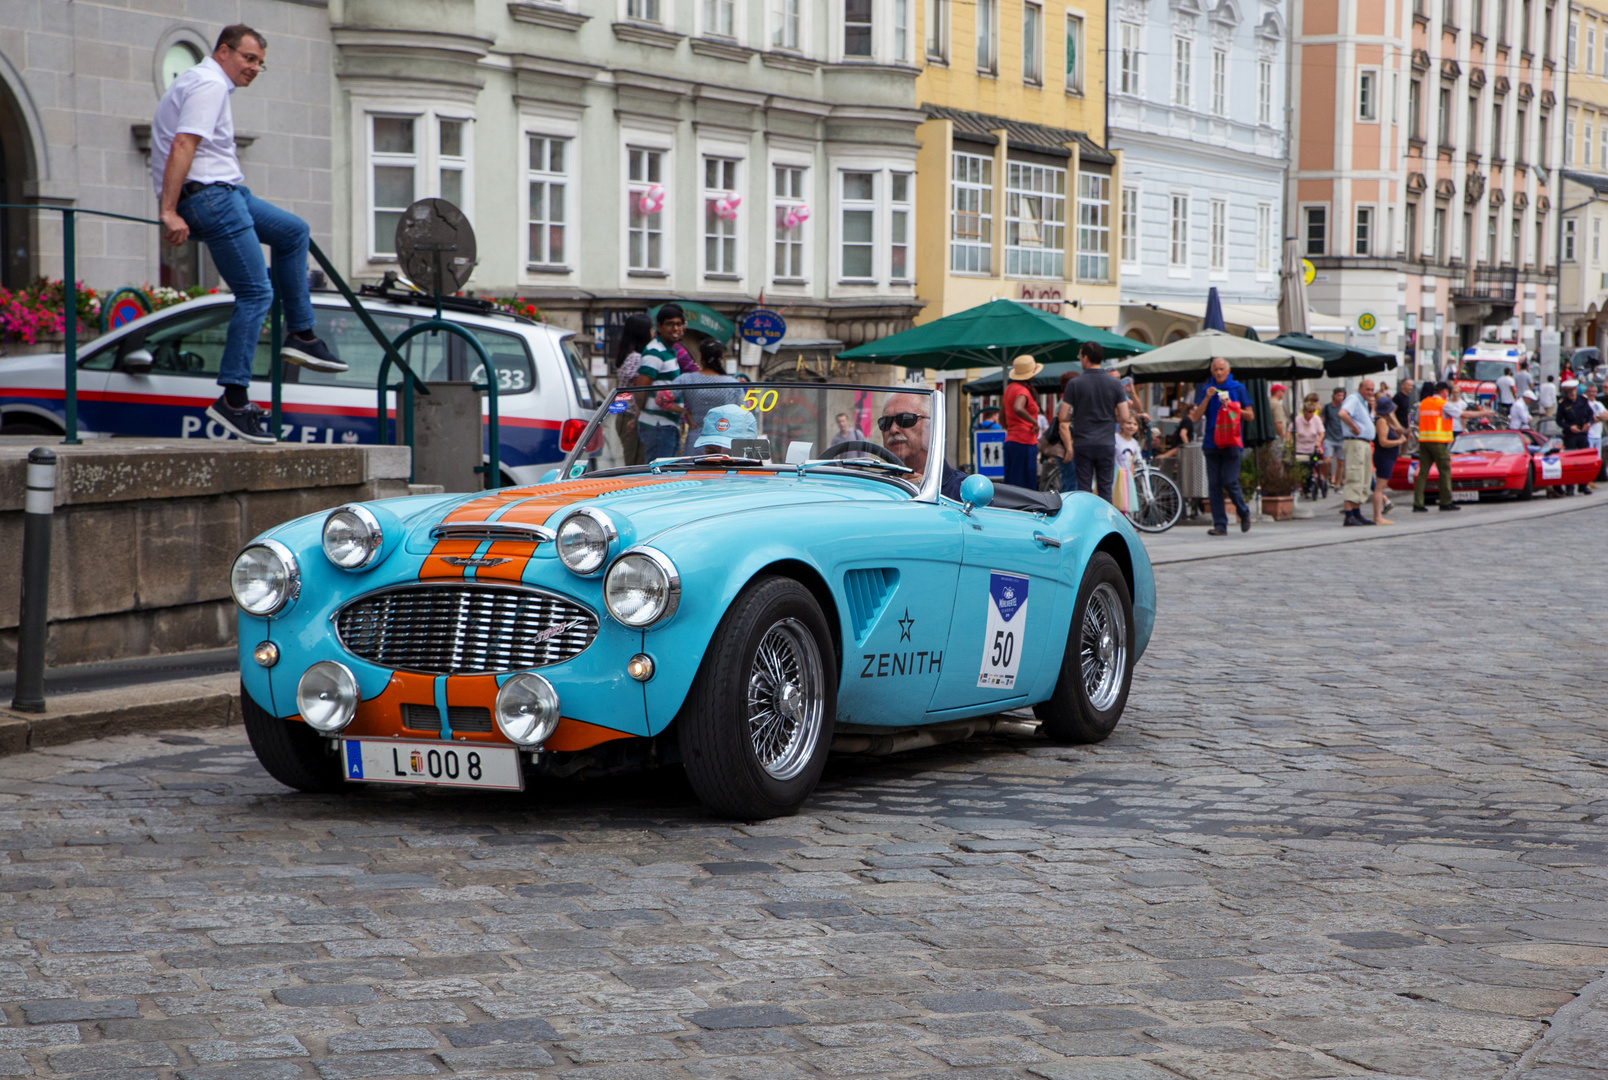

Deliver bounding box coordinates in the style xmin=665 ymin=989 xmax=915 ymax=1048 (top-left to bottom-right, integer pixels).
xmin=977 ymin=571 xmax=1030 ymax=689
xmin=608 ymin=394 xmax=631 ymax=414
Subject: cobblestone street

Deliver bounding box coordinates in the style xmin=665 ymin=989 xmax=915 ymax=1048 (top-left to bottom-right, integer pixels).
xmin=0 ymin=506 xmax=1605 ymax=1080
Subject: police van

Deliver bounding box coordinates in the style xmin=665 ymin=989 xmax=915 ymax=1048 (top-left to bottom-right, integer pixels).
xmin=0 ymin=288 xmax=596 ymax=486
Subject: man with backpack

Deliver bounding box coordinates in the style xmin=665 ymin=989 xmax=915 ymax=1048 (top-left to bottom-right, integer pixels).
xmin=1188 ymin=356 xmax=1255 ymax=535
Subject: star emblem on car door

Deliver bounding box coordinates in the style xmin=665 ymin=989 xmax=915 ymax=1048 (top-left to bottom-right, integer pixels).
xmin=898 ymin=608 xmax=914 ymax=642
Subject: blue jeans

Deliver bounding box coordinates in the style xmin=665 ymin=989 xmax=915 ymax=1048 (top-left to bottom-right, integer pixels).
xmin=638 ymin=423 xmax=680 ymax=461
xmin=1203 ymin=446 xmax=1249 ymax=530
xmin=176 ymin=184 xmax=313 ymax=388
xmin=1058 ymin=457 xmax=1079 ymax=493
xmin=1004 ymin=440 xmax=1038 ymax=489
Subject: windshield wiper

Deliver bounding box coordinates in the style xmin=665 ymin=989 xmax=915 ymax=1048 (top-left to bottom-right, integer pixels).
xmin=653 ymin=455 xmax=770 ymax=472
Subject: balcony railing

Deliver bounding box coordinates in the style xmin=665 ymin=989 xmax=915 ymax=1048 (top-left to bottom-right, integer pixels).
xmin=1451 ymin=265 xmax=1519 ymax=302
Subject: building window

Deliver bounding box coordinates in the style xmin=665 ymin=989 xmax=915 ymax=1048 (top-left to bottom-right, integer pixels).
xmin=1258 ymin=60 xmax=1273 ymax=124
xmin=1545 ymin=2 xmax=1555 ymax=60
xmin=846 ymin=0 xmax=873 ymax=56
xmin=1256 ymin=203 xmax=1273 ymax=275
xmin=1469 ymin=96 xmax=1480 ymax=152
xmin=1438 ymin=86 xmax=1453 ymax=147
xmin=1065 ymin=13 xmax=1083 ymax=93
xmin=1005 ymin=161 xmax=1066 ymax=279
xmin=1511 ymin=212 xmax=1522 ymax=264
xmin=1409 ymin=79 xmax=1423 ymax=139
xmin=1023 ymin=2 xmax=1043 ymax=85
xmin=370 ymin=116 xmax=417 ymax=258
xmin=1598 ymin=125 xmax=1606 ymax=166
xmin=891 ymin=172 xmax=912 ymax=280
xmin=1208 ymin=198 xmax=1227 ymax=271
xmin=1172 ymin=36 xmax=1192 ymax=107
xmin=1303 ymin=204 xmax=1327 ymax=257
xmin=1212 ymin=49 xmax=1227 ymax=116
xmin=841 ymin=171 xmax=877 ymax=279
xmin=627 ymin=147 xmax=664 ymax=272
xmin=1517 ymin=108 xmax=1527 ymax=163
xmin=1539 ymin=114 xmax=1549 ymax=169
xmin=1433 ymin=206 xmax=1447 ymax=262
xmin=1473 ymin=0 xmax=1486 ymax=34
xmin=1491 ymin=101 xmax=1504 ymax=158
xmin=773 ymin=0 xmax=802 ymax=48
xmin=1589 ymin=24 xmax=1597 ymax=71
xmin=1121 ymin=187 xmax=1140 ymax=264
xmin=895 ymin=0 xmax=910 ymax=61
xmin=703 ymin=156 xmax=740 ymax=277
xmin=1358 ymin=70 xmax=1378 ymax=121
xmin=1600 ymin=25 xmax=1607 ymax=74
xmin=1522 ymin=0 xmax=1532 ymax=52
xmin=1442 ymin=0 xmax=1455 ymax=26
xmin=704 ymin=0 xmax=735 ymax=36
xmin=1076 ymin=172 xmax=1110 ymax=281
xmin=774 ymin=165 xmax=807 ymax=281
xmin=1498 ymin=0 xmax=1509 ymax=44
xmin=1568 ymin=118 xmax=1577 ymax=165
xmin=437 ymin=119 xmax=466 ymax=208
xmin=1119 ymin=23 xmax=1141 ymax=95
xmin=1170 ymin=194 xmax=1190 ymax=266
xmin=977 ymin=0 xmax=998 ymax=72
xmin=1587 ymin=120 xmax=1596 ymax=166
xmin=628 ymin=0 xmax=662 ymax=20
xmin=1486 ymin=212 xmax=1498 ymax=263
xmin=1355 ymin=205 xmax=1374 ymax=257
xmin=1565 ymin=217 xmax=1578 ymax=260
xmin=951 ymin=151 xmax=993 ymax=273
xmin=1405 ymin=201 xmax=1419 ymax=259
xmin=1594 ymin=216 xmax=1602 ymax=263
xmin=527 ymin=136 xmax=567 ymax=268
xmin=925 ymin=0 xmax=947 ymax=59
xmin=1535 ymin=215 xmax=1546 ymax=265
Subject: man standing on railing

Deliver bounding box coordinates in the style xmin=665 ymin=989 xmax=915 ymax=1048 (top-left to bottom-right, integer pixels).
xmin=151 ymin=23 xmax=346 ymax=444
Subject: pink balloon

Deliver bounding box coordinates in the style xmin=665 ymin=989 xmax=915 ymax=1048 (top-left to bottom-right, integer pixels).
xmin=637 ymin=184 xmax=665 ymax=215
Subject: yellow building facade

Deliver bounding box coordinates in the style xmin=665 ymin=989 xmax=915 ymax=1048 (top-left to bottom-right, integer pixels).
xmin=913 ymin=0 xmax=1120 ymax=327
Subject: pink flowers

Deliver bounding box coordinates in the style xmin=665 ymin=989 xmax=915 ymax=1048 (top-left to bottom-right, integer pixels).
xmin=0 ymin=279 xmax=99 ymax=344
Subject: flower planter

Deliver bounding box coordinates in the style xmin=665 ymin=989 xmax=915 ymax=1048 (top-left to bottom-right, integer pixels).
xmin=1261 ymin=494 xmax=1295 ymax=521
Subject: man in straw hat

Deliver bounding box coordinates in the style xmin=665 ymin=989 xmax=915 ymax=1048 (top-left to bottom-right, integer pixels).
xmin=1002 ymin=354 xmax=1044 ymax=489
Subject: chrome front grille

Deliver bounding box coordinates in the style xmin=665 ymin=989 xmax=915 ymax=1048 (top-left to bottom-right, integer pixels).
xmin=335 ymin=584 xmax=598 ymax=675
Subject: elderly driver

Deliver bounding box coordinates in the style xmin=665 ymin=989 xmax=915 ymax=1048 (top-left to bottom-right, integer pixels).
xmin=879 ymin=393 xmax=966 ymax=501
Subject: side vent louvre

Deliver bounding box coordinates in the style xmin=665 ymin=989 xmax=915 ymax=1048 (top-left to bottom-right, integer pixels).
xmin=843 ymin=568 xmax=900 ymax=646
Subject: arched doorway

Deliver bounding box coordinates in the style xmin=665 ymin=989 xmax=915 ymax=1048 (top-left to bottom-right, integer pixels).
xmin=0 ymin=59 xmax=39 ymax=289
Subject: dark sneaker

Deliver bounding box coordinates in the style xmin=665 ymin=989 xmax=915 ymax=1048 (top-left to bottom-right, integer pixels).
xmin=1438 ymin=503 xmax=1461 ymax=511
xmin=281 ymin=335 xmax=348 ymax=373
xmin=1412 ymin=505 xmax=1429 ymax=512
xmin=1239 ymin=514 xmax=1251 ymax=533
xmin=206 ymin=397 xmax=276 ymax=444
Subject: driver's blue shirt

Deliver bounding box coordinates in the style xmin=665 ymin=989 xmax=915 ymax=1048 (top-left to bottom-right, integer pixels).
xmin=941 ymin=462 xmax=964 ymax=501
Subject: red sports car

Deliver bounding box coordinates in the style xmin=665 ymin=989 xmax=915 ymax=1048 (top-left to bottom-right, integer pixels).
xmin=1387 ymin=429 xmax=1601 ymax=500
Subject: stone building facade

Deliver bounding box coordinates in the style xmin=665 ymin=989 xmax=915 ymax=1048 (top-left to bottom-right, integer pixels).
xmin=0 ymin=1 xmax=333 ymax=293
xmin=329 ymin=0 xmax=927 ymax=364
xmin=1559 ymin=1 xmax=1608 ymax=352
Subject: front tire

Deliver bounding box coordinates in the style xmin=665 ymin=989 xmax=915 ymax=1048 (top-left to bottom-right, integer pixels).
xmin=1517 ymin=464 xmax=1535 ymax=501
xmin=1033 ymin=553 xmax=1134 ymax=745
xmin=241 ymin=685 xmax=348 ymax=793
xmin=680 ymin=577 xmax=836 ymax=819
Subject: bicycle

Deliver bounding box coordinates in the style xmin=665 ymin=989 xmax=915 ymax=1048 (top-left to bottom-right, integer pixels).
xmin=1123 ymin=418 xmax=1182 ymax=533
xmin=1299 ymin=452 xmax=1329 ymax=501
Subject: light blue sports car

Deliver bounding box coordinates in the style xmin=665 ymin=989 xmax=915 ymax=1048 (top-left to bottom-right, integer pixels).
xmin=230 ymin=382 xmax=1155 ymax=819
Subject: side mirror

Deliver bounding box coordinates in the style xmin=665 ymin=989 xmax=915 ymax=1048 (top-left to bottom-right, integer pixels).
xmin=959 ymin=473 xmax=994 ymax=512
xmin=559 ymin=418 xmax=588 ymax=452
xmin=123 ymin=348 xmax=154 ymax=375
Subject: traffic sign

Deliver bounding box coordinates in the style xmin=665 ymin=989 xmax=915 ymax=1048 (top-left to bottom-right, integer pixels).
xmin=738 ymin=310 xmax=786 ymax=346
xmin=1357 ymin=311 xmax=1377 ymax=332
xmin=1302 ymin=259 xmax=1316 ymax=286
xmin=973 ymin=429 xmax=1006 ymax=479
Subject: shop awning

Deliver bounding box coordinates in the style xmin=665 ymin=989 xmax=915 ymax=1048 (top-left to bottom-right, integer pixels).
xmin=648 ymin=300 xmax=735 ymax=341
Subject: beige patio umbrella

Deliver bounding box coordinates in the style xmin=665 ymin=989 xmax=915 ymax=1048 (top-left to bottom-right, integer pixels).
xmin=1277 ymin=238 xmax=1310 ymax=335
xmin=1112 ymin=329 xmax=1324 ymax=383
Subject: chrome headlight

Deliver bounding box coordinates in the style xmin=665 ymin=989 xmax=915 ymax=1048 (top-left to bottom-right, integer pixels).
xmin=603 ymin=548 xmax=680 ymax=627
xmin=296 ymin=661 xmax=358 ymax=733
xmin=495 ymin=673 xmax=561 ymax=747
xmin=230 ymin=540 xmax=299 ymax=616
xmin=322 ymin=505 xmax=383 ymax=570
xmin=556 ymin=508 xmax=617 ymax=575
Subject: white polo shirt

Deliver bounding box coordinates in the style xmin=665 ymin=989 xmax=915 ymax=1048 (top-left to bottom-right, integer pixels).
xmin=150 ymin=56 xmax=245 ymax=201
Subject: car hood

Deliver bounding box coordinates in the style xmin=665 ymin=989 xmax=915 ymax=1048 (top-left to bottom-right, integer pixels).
xmin=401 ymin=470 xmax=904 ymax=554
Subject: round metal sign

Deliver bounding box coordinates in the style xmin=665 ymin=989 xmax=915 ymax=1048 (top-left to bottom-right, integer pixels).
xmin=394 ymin=198 xmax=478 ymax=295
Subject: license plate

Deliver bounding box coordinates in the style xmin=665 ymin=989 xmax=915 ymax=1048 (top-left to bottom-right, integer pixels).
xmin=1452 ymin=490 xmax=1479 ymax=502
xmin=343 ymin=739 xmax=523 ymax=790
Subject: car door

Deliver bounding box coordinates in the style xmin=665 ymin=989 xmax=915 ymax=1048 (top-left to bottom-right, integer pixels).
xmin=830 ymin=500 xmax=967 ymax=729
xmin=928 ymin=502 xmax=1066 ymax=715
xmin=98 ymin=302 xmax=267 ymax=439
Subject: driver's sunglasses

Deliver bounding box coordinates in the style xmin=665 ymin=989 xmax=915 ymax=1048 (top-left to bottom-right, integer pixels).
xmin=877 ymin=412 xmax=926 ymax=432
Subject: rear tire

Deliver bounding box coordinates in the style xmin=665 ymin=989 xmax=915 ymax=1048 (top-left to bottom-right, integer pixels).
xmin=0 ymin=417 xmax=60 ymax=437
xmin=1033 ymin=553 xmax=1134 ymax=745
xmin=241 ymin=684 xmax=347 ymax=793
xmin=680 ymin=577 xmax=836 ymax=820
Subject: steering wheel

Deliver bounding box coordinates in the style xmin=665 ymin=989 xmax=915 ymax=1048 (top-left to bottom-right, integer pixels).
xmin=823 ymin=440 xmax=905 ymax=466
xmin=179 ymin=350 xmax=209 ymax=373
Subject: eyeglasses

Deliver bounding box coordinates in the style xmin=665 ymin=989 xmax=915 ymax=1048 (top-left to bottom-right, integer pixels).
xmin=877 ymin=412 xmax=927 ymax=432
xmin=227 ymin=44 xmax=267 ymax=69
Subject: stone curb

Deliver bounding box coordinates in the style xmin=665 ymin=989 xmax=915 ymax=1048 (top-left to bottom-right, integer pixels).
xmin=0 ymin=673 xmax=239 ymax=757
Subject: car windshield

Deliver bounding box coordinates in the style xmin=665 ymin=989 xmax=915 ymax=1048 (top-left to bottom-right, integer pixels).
xmin=557 ymin=382 xmax=944 ymax=495
xmin=1452 ymin=432 xmax=1526 ymax=454
xmin=1459 ymin=360 xmax=1513 ymax=382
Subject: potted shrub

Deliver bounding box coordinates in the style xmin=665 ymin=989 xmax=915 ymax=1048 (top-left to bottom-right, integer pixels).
xmin=1257 ymin=441 xmax=1298 ymax=520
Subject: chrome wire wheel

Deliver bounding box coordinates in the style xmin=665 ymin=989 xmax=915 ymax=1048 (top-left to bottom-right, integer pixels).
xmin=1079 ymin=582 xmax=1128 ymax=712
xmin=746 ymin=617 xmax=825 ymax=781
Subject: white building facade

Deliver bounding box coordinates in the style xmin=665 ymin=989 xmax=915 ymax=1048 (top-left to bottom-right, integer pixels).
xmin=1106 ymin=0 xmax=1289 ymax=343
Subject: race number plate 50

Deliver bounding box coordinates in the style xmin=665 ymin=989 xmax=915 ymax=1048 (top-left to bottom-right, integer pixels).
xmin=343 ymin=739 xmax=523 ymax=790
xmin=977 ymin=570 xmax=1030 ymax=690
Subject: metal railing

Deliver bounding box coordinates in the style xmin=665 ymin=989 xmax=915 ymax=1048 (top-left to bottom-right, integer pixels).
xmin=2 ymin=204 xmax=501 ymax=484
xmin=1451 ymin=265 xmax=1520 ymax=303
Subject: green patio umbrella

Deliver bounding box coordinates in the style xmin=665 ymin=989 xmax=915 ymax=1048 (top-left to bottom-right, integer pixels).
xmin=837 ymin=298 xmax=1150 ymax=370
xmin=1265 ymin=332 xmax=1397 ymax=377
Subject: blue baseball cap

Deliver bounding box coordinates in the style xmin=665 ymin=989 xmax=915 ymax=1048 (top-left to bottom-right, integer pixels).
xmin=694 ymin=404 xmax=760 ymax=450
